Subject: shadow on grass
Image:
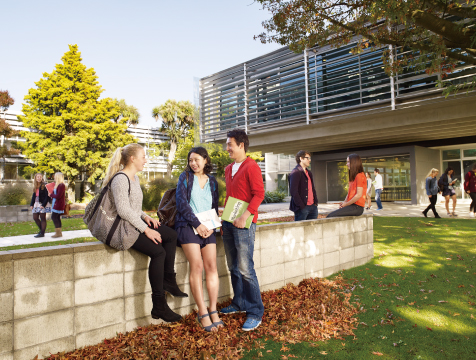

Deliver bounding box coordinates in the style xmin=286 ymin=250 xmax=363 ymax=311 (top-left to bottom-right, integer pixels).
xmin=243 ymin=217 xmax=476 ymax=360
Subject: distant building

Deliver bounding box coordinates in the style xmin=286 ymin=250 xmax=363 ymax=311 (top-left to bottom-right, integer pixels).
xmin=0 ymin=110 xmax=170 ymax=186
xmin=199 ymin=43 xmax=476 ymax=204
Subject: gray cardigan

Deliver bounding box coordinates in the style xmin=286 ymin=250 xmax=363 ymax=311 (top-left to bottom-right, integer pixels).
xmin=110 ymin=172 xmax=148 ymax=233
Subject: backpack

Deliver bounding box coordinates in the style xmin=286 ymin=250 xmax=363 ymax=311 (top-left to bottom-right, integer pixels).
xmin=157 ymin=175 xmax=188 ymax=227
xmin=83 ymin=172 xmax=138 ymax=250
xmin=437 ymin=175 xmax=445 ymax=193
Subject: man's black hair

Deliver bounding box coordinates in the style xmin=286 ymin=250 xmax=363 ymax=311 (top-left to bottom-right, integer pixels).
xmin=227 ymin=128 xmax=249 ymax=152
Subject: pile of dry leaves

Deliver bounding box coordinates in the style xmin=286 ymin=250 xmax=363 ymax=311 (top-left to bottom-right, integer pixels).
xmin=44 ymin=277 xmax=358 ymax=360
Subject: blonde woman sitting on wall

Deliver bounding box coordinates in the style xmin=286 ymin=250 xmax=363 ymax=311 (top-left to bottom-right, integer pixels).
xmin=102 ymin=143 xmax=187 ymax=323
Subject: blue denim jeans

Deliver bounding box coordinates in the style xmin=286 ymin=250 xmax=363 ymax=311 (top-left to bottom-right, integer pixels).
xmin=375 ymin=189 xmax=383 ymax=209
xmin=222 ymin=221 xmax=264 ymax=320
xmin=294 ymin=204 xmax=318 ymax=221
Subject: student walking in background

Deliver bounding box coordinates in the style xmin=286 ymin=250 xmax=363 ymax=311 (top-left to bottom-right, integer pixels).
xmin=326 ymin=154 xmax=366 ymax=218
xmin=220 ymin=128 xmax=265 ymax=332
xmin=30 ymin=173 xmax=51 ymax=238
xmin=464 ymin=163 xmax=476 ymax=218
xmin=102 ymin=143 xmax=185 ymax=323
xmin=373 ymin=168 xmax=384 ymax=210
xmin=49 ymin=172 xmax=66 ymax=238
xmin=440 ymin=167 xmax=458 ymax=217
xmin=175 ymin=147 xmax=223 ymax=332
xmin=365 ymin=172 xmax=372 ymax=210
xmin=289 ymin=150 xmax=318 ymax=221
xmin=422 ymin=168 xmax=441 ymax=218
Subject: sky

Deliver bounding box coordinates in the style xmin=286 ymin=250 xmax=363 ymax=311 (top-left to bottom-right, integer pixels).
xmin=1 ymin=0 xmax=282 ymax=127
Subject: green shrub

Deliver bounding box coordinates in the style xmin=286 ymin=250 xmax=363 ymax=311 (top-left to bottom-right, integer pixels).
xmin=0 ymin=183 xmax=32 ymax=205
xmin=263 ymin=190 xmax=286 ymax=204
xmin=141 ymin=177 xmax=178 ymax=211
xmin=216 ymin=177 xmax=226 ymax=206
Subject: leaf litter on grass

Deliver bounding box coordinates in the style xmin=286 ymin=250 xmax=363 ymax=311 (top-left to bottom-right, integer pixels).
xmin=44 ymin=277 xmax=359 ymax=360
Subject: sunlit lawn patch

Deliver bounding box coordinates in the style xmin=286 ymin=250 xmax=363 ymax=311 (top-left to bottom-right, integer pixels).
xmin=244 ymin=217 xmax=476 ymax=359
xmin=0 ymin=217 xmax=88 ymax=237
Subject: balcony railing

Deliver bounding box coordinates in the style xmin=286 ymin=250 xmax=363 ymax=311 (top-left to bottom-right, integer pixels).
xmin=199 ymin=42 xmax=476 ymax=141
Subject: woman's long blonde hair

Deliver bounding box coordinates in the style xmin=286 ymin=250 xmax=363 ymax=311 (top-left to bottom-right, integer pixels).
xmin=54 ymin=172 xmax=66 ymax=190
xmin=426 ymin=168 xmax=439 ymax=178
xmin=33 ymin=173 xmax=44 ymax=190
xmin=102 ymin=143 xmax=143 ymax=187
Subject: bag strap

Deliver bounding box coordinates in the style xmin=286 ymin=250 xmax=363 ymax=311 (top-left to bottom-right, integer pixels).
xmin=91 ymin=172 xmax=132 ymax=217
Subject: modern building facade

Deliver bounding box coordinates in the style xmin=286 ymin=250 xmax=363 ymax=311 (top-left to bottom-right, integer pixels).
xmin=0 ymin=110 xmax=170 ymax=187
xmin=199 ymin=42 xmax=476 ymax=204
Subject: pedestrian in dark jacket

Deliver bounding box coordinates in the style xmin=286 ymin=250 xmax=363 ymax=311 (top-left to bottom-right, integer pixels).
xmin=464 ymin=163 xmax=476 ymax=218
xmin=422 ymin=168 xmax=441 ymax=218
xmin=439 ymin=167 xmax=458 ymax=217
xmin=30 ymin=173 xmax=51 ymax=238
xmin=49 ymin=172 xmax=66 ymax=238
xmin=175 ymin=147 xmax=223 ymax=332
xmin=289 ymin=150 xmax=318 ymax=221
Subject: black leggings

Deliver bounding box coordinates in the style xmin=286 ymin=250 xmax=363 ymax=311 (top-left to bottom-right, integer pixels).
xmin=33 ymin=213 xmax=47 ymax=233
xmin=469 ymin=192 xmax=476 ymax=213
xmin=51 ymin=212 xmax=62 ymax=228
xmin=326 ymin=204 xmax=364 ymax=218
xmin=423 ymin=195 xmax=439 ymax=217
xmin=131 ymin=225 xmax=178 ymax=297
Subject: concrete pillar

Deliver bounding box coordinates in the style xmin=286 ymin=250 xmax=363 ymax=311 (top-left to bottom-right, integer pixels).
xmin=413 ymin=146 xmax=441 ymax=205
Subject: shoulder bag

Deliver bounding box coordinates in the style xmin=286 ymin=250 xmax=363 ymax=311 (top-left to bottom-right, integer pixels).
xmin=83 ymin=172 xmax=139 ymax=250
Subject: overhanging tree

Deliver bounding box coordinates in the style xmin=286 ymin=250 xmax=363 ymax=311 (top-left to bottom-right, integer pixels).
xmin=152 ymin=100 xmax=195 ymax=177
xmin=19 ymin=45 xmax=136 ymax=199
xmin=0 ymin=90 xmax=20 ymax=177
xmin=256 ymin=0 xmax=476 ymax=92
xmin=114 ymin=98 xmax=140 ymax=126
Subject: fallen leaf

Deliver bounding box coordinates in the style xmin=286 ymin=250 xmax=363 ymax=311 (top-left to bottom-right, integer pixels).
xmin=426 ymin=327 xmax=433 ymax=331
xmin=372 ymin=351 xmax=384 ymax=356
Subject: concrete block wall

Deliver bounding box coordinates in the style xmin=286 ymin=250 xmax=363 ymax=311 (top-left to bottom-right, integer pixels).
xmin=0 ymin=206 xmax=52 ymax=223
xmin=0 ymin=214 xmax=373 ymax=360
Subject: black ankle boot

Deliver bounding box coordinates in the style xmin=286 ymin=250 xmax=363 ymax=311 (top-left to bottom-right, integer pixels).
xmin=151 ymin=294 xmax=182 ymax=323
xmin=163 ymin=272 xmax=188 ymax=298
xmin=34 ymin=232 xmax=45 ymax=238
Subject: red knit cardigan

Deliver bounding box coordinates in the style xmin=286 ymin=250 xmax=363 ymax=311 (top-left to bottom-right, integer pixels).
xmin=49 ymin=183 xmax=66 ymax=211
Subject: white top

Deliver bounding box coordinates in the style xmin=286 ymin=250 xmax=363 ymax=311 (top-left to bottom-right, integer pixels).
xmin=374 ymin=174 xmax=383 ymax=189
xmin=232 ymin=160 xmax=244 ymax=178
xmin=448 ymin=175 xmax=453 ymax=190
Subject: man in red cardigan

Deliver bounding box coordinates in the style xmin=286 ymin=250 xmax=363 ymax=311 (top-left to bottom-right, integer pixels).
xmin=220 ymin=128 xmax=265 ymax=331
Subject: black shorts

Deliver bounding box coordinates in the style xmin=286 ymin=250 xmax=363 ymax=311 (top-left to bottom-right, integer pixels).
xmin=176 ymin=224 xmax=217 ymax=249
xmin=443 ymin=189 xmax=456 ymax=197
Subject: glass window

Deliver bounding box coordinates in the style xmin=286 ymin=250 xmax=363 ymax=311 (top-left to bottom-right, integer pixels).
xmin=4 ymin=164 xmax=17 ymax=179
xmin=18 ymin=165 xmax=32 ymax=180
xmin=442 ymin=149 xmax=460 ymax=160
xmin=463 ymin=149 xmax=476 ymax=158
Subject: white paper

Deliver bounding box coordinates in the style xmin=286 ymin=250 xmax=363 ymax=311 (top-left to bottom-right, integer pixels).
xmin=193 ymin=209 xmax=222 ymax=235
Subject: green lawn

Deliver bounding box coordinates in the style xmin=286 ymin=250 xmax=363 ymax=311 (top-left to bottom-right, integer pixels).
xmin=0 ymin=217 xmax=87 ymax=237
xmin=0 ymin=237 xmax=98 ymax=251
xmin=244 ymin=217 xmax=476 ymax=360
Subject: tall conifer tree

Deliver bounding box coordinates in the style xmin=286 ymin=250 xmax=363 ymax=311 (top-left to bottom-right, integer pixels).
xmin=20 ymin=45 xmax=135 ymax=198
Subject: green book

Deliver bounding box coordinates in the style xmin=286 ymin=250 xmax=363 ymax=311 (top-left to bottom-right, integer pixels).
xmin=222 ymin=196 xmax=254 ymax=228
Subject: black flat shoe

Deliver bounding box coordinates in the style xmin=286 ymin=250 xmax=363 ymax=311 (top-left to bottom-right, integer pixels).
xmin=435 ymin=215 xmax=442 ymax=218
xmin=422 ymin=212 xmax=427 ymax=218
xmin=34 ymin=232 xmax=45 ymax=238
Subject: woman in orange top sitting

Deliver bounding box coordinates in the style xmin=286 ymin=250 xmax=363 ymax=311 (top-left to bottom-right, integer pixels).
xmin=327 ymin=154 xmax=367 ymax=218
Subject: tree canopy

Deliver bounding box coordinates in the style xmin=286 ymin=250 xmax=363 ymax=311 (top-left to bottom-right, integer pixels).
xmin=114 ymin=98 xmax=140 ymax=126
xmin=0 ymin=90 xmax=20 ymax=161
xmin=152 ymin=99 xmax=195 ymax=176
xmin=256 ymin=0 xmax=476 ymax=83
xmin=19 ymin=45 xmax=135 ymax=195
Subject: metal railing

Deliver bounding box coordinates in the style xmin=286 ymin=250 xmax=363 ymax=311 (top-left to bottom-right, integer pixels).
xmin=199 ymin=42 xmax=476 ymax=141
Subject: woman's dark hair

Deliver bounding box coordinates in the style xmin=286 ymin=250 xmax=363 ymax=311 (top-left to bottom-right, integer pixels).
xmin=227 ymin=128 xmax=249 ymax=152
xmin=295 ymin=150 xmax=310 ymax=164
xmin=348 ymin=154 xmax=364 ymax=182
xmin=445 ymin=166 xmax=454 ymax=175
xmin=472 ymin=163 xmax=476 ymax=171
xmin=185 ymin=147 xmax=213 ymax=174
xmin=365 ymin=172 xmax=372 ymax=178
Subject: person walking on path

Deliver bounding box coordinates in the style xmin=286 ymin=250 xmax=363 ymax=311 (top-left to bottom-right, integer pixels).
xmin=326 ymin=154 xmax=367 ymax=218
xmin=422 ymin=168 xmax=441 ymax=218
xmin=30 ymin=173 xmax=51 ymax=238
xmin=102 ymin=143 xmax=186 ymax=323
xmin=464 ymin=163 xmax=476 ymax=218
xmin=49 ymin=172 xmax=66 ymax=238
xmin=365 ymin=172 xmax=372 ymax=210
xmin=440 ymin=167 xmax=458 ymax=217
xmin=175 ymin=147 xmax=223 ymax=332
xmin=289 ymin=150 xmax=318 ymax=221
xmin=373 ymin=168 xmax=384 ymax=210
xmin=220 ymin=128 xmax=265 ymax=332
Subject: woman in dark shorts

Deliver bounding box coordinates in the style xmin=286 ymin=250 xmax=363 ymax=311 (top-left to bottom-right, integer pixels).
xmin=327 ymin=154 xmax=367 ymax=218
xmin=440 ymin=167 xmax=458 ymax=217
xmin=175 ymin=147 xmax=223 ymax=332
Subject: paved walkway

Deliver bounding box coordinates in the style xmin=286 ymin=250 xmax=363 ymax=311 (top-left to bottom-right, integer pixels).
xmin=1 ymin=202 xmax=474 ymax=248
